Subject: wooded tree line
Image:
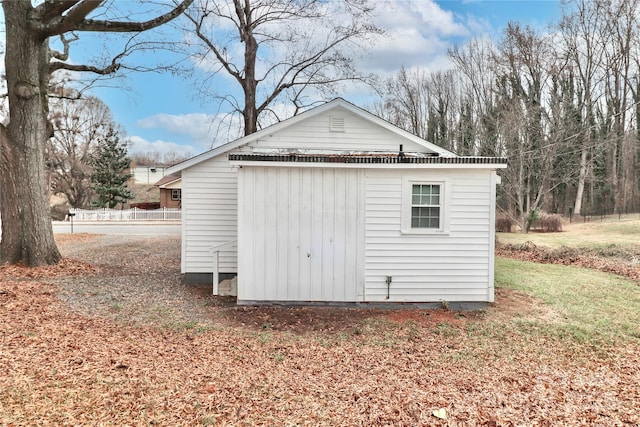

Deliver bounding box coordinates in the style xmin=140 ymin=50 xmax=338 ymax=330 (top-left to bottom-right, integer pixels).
xmin=375 ymin=0 xmax=640 ymax=231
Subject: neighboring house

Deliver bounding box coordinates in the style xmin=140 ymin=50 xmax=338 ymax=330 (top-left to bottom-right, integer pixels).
xmin=155 ymin=174 xmax=182 ymax=208
xmin=167 ymin=98 xmax=507 ymax=305
xmin=131 ymin=166 xmax=168 ymax=184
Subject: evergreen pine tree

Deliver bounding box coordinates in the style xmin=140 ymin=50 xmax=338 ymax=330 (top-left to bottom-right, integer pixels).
xmin=90 ymin=127 xmax=134 ymax=208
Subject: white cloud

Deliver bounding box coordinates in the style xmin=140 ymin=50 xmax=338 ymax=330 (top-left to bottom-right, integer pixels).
xmin=377 ymin=0 xmax=469 ymax=38
xmin=135 ymin=111 xmax=245 ymax=150
xmin=357 ymin=0 xmax=476 ymax=76
xmin=127 ymin=135 xmax=198 ymax=158
xmin=137 ymin=112 xmax=214 ymax=142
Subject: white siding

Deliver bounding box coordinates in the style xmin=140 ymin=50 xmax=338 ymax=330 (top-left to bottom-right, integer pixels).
xmin=131 ymin=166 xmax=167 ymax=184
xmin=237 ymin=166 xmax=365 ymax=302
xmin=249 ymin=107 xmax=430 ymax=153
xmin=364 ymin=169 xmax=494 ymax=302
xmin=182 ymin=156 xmax=238 ymax=273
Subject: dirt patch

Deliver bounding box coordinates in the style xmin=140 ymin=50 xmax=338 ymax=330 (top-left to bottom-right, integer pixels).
xmin=491 ymin=287 xmax=563 ymax=324
xmin=222 ymin=305 xmax=380 ymax=333
xmin=385 ymin=307 xmax=479 ymax=324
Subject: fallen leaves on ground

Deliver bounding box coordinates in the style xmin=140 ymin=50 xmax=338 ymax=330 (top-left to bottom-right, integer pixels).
xmin=0 ymin=258 xmax=97 ymax=279
xmin=0 ymin=236 xmax=639 ymax=425
xmin=496 ymin=240 xmax=640 ymax=281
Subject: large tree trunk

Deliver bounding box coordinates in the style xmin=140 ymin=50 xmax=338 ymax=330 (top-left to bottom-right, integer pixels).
xmin=242 ymin=24 xmax=259 ymax=136
xmin=1 ymin=1 xmax=61 ymax=266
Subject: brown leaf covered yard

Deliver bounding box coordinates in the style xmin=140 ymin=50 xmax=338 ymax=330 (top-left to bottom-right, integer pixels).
xmin=1 ymin=233 xmax=639 ymax=425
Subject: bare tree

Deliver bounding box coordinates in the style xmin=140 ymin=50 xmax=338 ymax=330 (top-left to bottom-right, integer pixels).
xmin=375 ymin=67 xmax=432 ymax=139
xmin=47 ymin=93 xmax=122 ymax=208
xmin=449 ymin=37 xmax=500 ymax=156
xmin=0 ymin=0 xmax=193 ymax=267
xmin=375 ymin=67 xmax=459 ymax=153
xmin=449 ymin=37 xmax=496 ymax=126
xmin=184 ymin=0 xmax=381 ymax=136
xmin=494 ymin=23 xmax=557 ymax=231
xmin=557 ymin=0 xmax=608 ymax=216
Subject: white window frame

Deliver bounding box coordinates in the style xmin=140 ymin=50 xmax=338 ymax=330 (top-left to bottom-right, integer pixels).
xmin=171 ymin=189 xmax=182 ymax=201
xmin=401 ymin=175 xmax=450 ymax=234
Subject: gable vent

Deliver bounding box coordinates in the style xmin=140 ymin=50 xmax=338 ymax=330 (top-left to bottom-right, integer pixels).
xmin=330 ymin=116 xmax=345 ymax=132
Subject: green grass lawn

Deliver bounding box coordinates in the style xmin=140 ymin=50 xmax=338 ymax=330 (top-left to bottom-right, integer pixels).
xmin=495 ymin=218 xmax=640 ymax=344
xmin=495 ymin=257 xmax=640 ymax=343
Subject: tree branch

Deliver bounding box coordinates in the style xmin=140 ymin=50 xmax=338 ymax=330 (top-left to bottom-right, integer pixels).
xmin=33 ymin=1 xmax=82 ymax=22
xmin=40 ymin=0 xmax=194 ymax=36
xmin=49 ymin=60 xmax=120 ymax=75
xmin=50 ymin=33 xmax=79 ymax=61
xmin=185 ymin=10 xmax=243 ymax=82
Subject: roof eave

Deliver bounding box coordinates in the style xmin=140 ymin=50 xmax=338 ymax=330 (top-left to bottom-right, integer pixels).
xmin=229 ymin=160 xmax=508 ymax=170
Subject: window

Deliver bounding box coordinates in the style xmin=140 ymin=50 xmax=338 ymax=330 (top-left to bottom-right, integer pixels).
xmin=401 ymin=176 xmax=449 ymax=234
xmin=411 ymin=184 xmax=440 ymax=228
xmin=171 ymin=189 xmax=182 ymax=201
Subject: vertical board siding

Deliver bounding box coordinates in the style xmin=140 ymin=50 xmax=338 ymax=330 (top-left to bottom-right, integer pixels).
xmin=238 ymin=166 xmax=364 ymax=302
xmin=182 ymin=156 xmax=238 ymax=273
xmin=364 ymin=169 xmax=493 ymax=302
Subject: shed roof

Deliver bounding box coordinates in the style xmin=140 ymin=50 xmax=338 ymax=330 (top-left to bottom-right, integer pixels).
xmin=229 ymin=152 xmax=507 ymax=169
xmin=229 ymin=152 xmax=507 ymax=165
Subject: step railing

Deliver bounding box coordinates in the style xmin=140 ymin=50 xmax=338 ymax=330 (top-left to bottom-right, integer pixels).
xmin=209 ymin=240 xmax=237 ymax=295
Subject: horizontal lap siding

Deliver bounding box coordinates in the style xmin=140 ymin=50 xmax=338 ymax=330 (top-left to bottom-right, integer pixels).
xmin=182 ymin=156 xmax=238 ymax=273
xmin=250 ymin=108 xmax=428 ymax=152
xmin=365 ymin=169 xmax=492 ymax=302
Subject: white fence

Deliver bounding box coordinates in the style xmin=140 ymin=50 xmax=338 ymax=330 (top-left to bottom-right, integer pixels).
xmin=69 ymin=208 xmax=181 ymax=221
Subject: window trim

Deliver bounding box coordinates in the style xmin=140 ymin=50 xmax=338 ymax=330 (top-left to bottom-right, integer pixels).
xmin=171 ymin=188 xmax=182 ymax=201
xmin=401 ymin=175 xmax=450 ymax=235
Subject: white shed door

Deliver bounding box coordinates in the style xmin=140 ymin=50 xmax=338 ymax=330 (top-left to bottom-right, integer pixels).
xmin=237 ymin=167 xmax=364 ymax=302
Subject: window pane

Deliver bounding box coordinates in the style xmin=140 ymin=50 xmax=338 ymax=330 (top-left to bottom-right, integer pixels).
xmin=412 ymin=185 xmax=441 ymax=205
xmin=411 ymin=206 xmax=440 ymax=228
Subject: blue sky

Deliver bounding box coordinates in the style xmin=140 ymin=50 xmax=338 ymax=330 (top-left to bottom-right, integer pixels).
xmin=5 ymin=1 xmax=563 ymax=159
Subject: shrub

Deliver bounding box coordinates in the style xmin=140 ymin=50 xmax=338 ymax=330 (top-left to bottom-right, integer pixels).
xmin=531 ymin=213 xmax=563 ymax=233
xmin=496 ymin=216 xmax=513 ymax=233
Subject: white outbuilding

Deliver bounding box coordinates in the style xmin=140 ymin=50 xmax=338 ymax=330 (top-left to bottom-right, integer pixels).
xmin=167 ymin=99 xmax=507 ymax=306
